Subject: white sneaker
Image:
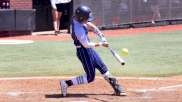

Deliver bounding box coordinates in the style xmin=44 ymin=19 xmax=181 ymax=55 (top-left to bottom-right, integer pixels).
xmin=120 ymin=91 xmax=127 ymax=96
xmin=151 ymin=20 xmax=155 ymax=24
xmin=60 ymin=80 xmax=68 ymax=97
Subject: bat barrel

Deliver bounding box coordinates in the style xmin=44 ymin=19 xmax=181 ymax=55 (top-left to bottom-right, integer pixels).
xmin=108 ymin=47 xmax=125 ymax=66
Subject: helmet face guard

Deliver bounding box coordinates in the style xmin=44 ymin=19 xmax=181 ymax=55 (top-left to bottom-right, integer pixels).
xmin=75 ymin=5 xmax=94 ymax=22
xmin=88 ymin=12 xmax=94 ymax=21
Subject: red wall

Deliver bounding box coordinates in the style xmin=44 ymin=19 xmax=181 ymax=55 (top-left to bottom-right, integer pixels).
xmin=10 ymin=0 xmax=32 ymax=9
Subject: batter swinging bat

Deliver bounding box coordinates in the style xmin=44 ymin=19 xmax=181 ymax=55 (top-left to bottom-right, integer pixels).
xmin=108 ymin=46 xmax=125 ymax=66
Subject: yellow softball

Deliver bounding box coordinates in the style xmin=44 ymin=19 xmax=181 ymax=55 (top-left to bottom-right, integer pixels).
xmin=121 ymin=48 xmax=129 ymax=56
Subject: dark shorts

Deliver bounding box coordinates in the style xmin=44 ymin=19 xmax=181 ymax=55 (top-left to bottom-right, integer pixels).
xmin=56 ymin=2 xmax=70 ymax=12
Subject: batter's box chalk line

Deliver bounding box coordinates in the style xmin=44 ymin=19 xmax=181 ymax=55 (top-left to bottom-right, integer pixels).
xmin=128 ymin=84 xmax=182 ymax=93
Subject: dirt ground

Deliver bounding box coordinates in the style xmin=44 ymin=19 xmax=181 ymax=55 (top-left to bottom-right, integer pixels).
xmin=0 ymin=76 xmax=182 ymax=102
xmin=0 ymin=24 xmax=182 ymax=102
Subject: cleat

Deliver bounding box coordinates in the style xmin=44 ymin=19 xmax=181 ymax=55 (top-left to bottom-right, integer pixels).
xmin=107 ymin=77 xmax=127 ymax=96
xmin=60 ymin=80 xmax=68 ymax=97
xmin=120 ymin=92 xmax=127 ymax=96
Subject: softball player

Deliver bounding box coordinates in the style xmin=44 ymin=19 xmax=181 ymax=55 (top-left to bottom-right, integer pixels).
xmin=60 ymin=5 xmax=127 ymax=97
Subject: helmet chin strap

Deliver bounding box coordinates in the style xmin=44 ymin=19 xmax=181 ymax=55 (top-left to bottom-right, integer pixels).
xmin=75 ymin=16 xmax=88 ymax=23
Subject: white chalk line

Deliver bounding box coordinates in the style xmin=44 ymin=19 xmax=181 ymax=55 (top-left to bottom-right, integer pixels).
xmin=0 ymin=91 xmax=153 ymax=99
xmin=0 ymin=76 xmax=165 ymax=81
xmin=129 ymin=84 xmax=182 ymax=93
xmin=0 ymin=91 xmax=59 ymax=97
xmin=0 ymin=39 xmax=34 ymax=45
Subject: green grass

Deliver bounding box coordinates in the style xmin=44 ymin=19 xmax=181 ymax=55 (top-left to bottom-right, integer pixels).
xmin=0 ymin=30 xmax=182 ymax=77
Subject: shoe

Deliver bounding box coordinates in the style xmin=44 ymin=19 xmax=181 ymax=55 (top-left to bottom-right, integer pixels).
xmin=120 ymin=91 xmax=127 ymax=96
xmin=60 ymin=80 xmax=68 ymax=97
xmin=114 ymin=84 xmax=127 ymax=96
xmin=151 ymin=20 xmax=155 ymax=24
xmin=54 ymin=31 xmax=60 ymax=35
xmin=108 ymin=77 xmax=127 ymax=96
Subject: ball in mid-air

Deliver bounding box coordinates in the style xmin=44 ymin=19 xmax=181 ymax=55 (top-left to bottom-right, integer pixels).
xmin=121 ymin=48 xmax=128 ymax=56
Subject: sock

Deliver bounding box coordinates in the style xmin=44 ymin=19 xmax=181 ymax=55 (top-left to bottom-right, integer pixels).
xmin=71 ymin=74 xmax=88 ymax=85
xmin=102 ymin=71 xmax=112 ymax=81
xmin=65 ymin=80 xmax=73 ymax=87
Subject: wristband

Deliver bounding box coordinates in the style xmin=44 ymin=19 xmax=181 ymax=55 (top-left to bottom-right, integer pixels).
xmin=101 ymin=37 xmax=107 ymax=42
xmin=98 ymin=42 xmax=103 ymax=46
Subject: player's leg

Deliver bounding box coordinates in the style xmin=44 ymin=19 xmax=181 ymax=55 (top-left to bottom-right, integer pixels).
xmin=60 ymin=48 xmax=96 ymax=96
xmin=60 ymin=74 xmax=88 ymax=97
xmin=76 ymin=48 xmax=96 ymax=83
xmin=104 ymin=75 xmax=127 ymax=96
xmin=92 ymin=49 xmax=127 ymax=96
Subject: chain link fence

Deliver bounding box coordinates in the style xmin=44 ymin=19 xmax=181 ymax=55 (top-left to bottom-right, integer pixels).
xmin=74 ymin=0 xmax=182 ymax=27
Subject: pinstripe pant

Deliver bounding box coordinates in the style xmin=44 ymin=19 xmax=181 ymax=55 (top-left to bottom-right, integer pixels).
xmin=76 ymin=47 xmax=108 ymax=83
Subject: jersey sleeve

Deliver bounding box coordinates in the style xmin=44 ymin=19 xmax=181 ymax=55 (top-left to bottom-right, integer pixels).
xmin=74 ymin=24 xmax=95 ymax=48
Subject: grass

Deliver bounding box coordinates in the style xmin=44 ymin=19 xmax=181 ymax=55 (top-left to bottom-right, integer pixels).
xmin=0 ymin=30 xmax=182 ymax=77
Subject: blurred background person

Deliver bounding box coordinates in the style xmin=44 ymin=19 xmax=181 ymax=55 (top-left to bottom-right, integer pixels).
xmin=143 ymin=0 xmax=161 ymax=24
xmin=50 ymin=0 xmax=72 ymax=35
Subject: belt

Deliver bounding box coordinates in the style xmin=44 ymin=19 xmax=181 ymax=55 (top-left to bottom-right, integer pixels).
xmin=76 ymin=45 xmax=81 ymax=48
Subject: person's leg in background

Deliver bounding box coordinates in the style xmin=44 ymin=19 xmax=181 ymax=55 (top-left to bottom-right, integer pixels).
xmin=52 ymin=9 xmax=62 ymax=35
xmin=151 ymin=5 xmax=161 ymax=24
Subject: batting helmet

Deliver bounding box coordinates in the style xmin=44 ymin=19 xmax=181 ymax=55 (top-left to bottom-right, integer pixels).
xmin=75 ymin=5 xmax=94 ymax=22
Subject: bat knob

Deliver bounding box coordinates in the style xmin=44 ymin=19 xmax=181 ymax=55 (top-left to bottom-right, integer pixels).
xmin=121 ymin=62 xmax=125 ymax=66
